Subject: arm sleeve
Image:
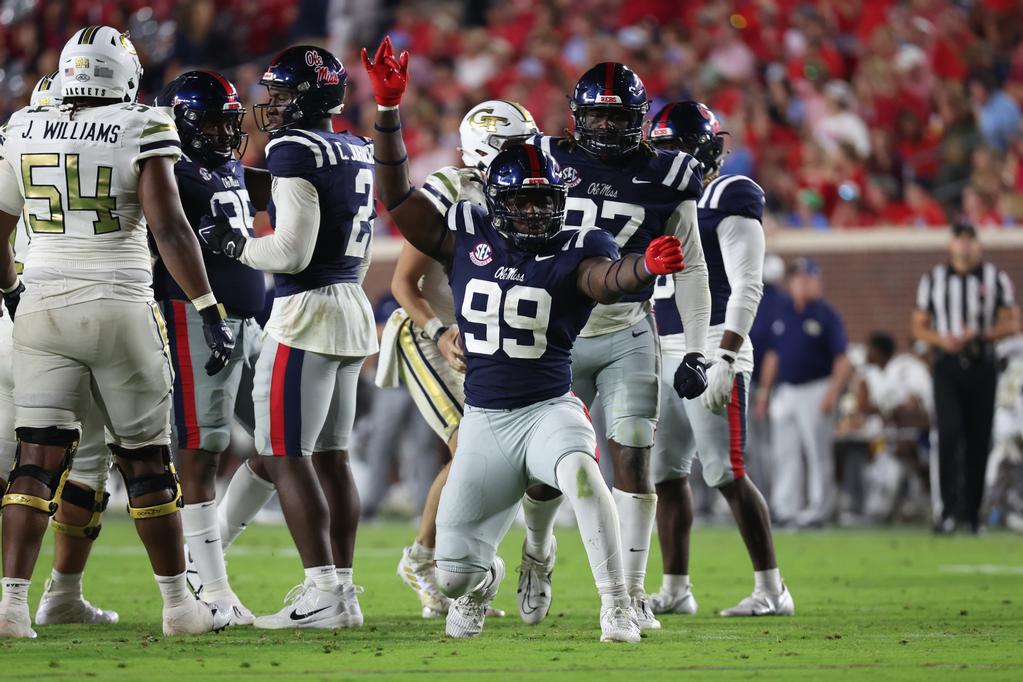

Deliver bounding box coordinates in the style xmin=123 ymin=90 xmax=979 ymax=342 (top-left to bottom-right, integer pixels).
xmin=916 ymin=271 xmax=932 ymax=312
xmin=717 ymin=215 xmax=765 ymax=341
xmin=667 ymin=199 xmax=711 ymax=354
xmin=239 ymin=176 xmax=319 ymax=274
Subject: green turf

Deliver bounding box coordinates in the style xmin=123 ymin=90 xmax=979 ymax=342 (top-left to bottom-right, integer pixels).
xmin=1 ymin=519 xmax=1021 ymax=681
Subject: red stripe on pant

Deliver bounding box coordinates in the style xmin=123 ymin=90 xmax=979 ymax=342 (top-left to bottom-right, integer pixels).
xmin=269 ymin=344 xmax=292 ymax=456
xmin=727 ymin=378 xmax=746 ymax=479
xmin=172 ymin=301 xmax=201 ymax=449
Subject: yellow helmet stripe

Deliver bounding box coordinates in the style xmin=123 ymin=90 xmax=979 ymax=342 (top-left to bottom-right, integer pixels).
xmin=78 ymin=25 xmax=101 ymax=45
xmin=501 ymin=100 xmax=534 ymax=123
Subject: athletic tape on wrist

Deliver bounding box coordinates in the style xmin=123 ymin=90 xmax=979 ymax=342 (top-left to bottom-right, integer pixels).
xmin=374 ymin=122 xmax=402 ymax=133
xmin=377 ymin=104 xmax=399 ymax=111
xmin=191 ymin=293 xmax=218 ymax=312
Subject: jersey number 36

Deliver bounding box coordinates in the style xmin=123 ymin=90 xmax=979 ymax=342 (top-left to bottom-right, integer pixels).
xmin=461 ymin=279 xmax=552 ymax=359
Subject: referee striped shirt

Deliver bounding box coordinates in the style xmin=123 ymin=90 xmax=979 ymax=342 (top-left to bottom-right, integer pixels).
xmin=916 ymin=262 xmax=1015 ymax=336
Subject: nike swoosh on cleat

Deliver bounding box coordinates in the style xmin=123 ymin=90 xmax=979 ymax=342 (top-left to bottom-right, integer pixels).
xmin=290 ymin=606 xmax=331 ymax=621
xmin=631 ymin=177 xmax=652 ymax=184
xmin=631 ymin=330 xmax=647 ymax=337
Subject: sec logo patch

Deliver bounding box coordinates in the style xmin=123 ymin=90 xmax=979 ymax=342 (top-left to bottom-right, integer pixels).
xmin=469 ymin=242 xmax=493 ymax=266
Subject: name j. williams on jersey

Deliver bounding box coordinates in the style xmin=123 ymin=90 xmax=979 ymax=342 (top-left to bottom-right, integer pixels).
xmin=21 ymin=119 xmax=121 ymax=144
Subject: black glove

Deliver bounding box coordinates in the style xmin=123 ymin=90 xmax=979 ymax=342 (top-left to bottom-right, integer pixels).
xmin=2 ymin=279 xmax=25 ymax=320
xmin=198 ymin=303 xmax=235 ymax=376
xmin=673 ymin=352 xmax=709 ymax=400
xmin=198 ymin=214 xmax=246 ymax=260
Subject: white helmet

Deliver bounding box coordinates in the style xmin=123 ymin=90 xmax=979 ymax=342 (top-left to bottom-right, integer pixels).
xmin=458 ymin=100 xmax=539 ymax=170
xmin=30 ymin=71 xmax=62 ymax=107
xmin=59 ymin=25 xmax=143 ymax=102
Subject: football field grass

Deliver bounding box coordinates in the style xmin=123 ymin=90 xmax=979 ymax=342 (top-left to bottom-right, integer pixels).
xmin=2 ymin=519 xmax=1022 ymax=681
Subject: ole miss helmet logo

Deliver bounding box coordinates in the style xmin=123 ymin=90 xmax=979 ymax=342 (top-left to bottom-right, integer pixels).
xmin=469 ymin=242 xmax=493 ymax=266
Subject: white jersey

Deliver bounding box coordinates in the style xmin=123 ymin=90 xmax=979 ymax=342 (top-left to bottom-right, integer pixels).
xmin=417 ymin=165 xmax=486 ymax=325
xmin=0 ymin=102 xmax=181 ymax=315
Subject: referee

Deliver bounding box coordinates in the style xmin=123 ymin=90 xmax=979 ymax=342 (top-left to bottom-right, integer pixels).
xmin=912 ymin=223 xmax=1020 ymax=533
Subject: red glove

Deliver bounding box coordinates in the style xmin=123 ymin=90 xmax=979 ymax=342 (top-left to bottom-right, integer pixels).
xmin=360 ymin=36 xmax=409 ymax=107
xmin=644 ymin=235 xmax=685 ymax=275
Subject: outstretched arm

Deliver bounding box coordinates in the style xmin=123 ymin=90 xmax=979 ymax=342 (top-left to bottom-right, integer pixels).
xmin=576 ymin=235 xmax=683 ymax=304
xmin=363 ymin=37 xmax=453 ymax=266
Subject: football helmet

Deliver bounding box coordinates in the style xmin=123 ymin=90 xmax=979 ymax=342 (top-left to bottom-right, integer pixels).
xmin=459 ymin=100 xmax=540 ymax=170
xmin=569 ymin=62 xmax=649 ymax=159
xmin=254 ymin=46 xmax=346 ymax=132
xmin=485 ymin=146 xmax=567 ymax=252
xmin=30 ymin=71 xmax=62 ymax=107
xmin=648 ymin=101 xmax=726 ymax=180
xmin=59 ymin=26 xmax=142 ymax=102
xmin=155 ymin=70 xmax=247 ymax=166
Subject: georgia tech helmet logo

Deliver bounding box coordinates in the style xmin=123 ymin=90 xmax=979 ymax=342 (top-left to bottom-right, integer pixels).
xmin=120 ymin=32 xmax=137 ymax=56
xmin=469 ymin=108 xmax=509 ymax=133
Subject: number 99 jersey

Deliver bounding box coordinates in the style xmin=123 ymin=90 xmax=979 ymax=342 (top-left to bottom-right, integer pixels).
xmin=446 ymin=201 xmax=619 ymax=409
xmin=0 ymin=101 xmax=181 ymax=314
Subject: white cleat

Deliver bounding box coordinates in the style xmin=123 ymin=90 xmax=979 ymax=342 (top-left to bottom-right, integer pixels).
xmin=720 ymin=584 xmax=795 ymax=616
xmin=162 ymin=597 xmax=230 ymax=636
xmin=647 ymin=586 xmax=698 ymax=615
xmin=517 ymin=536 xmax=556 ymax=625
xmin=254 ymin=582 xmax=361 ymax=630
xmin=341 ymin=584 xmax=365 ymax=628
xmin=0 ymin=604 xmax=36 ymax=639
xmin=207 ymin=595 xmax=255 ymax=627
xmin=446 ymin=557 xmax=505 ymax=639
xmin=35 ymin=580 xmax=119 ymax=625
xmin=599 ymin=603 xmax=641 ymax=643
xmin=630 ymin=594 xmax=662 ymax=630
xmin=397 ymin=545 xmax=451 ymax=618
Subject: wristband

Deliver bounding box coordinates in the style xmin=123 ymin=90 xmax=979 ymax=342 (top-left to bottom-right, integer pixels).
xmin=374 ymin=155 xmax=408 ymax=167
xmin=191 ymin=293 xmax=218 ymax=312
xmin=423 ymin=317 xmax=444 ymax=342
xmin=1 ymin=277 xmax=21 ymax=294
xmin=374 ymin=122 xmax=402 ymax=133
xmin=377 ymin=104 xmax=398 ymax=112
xmin=715 ymin=348 xmax=737 ymax=364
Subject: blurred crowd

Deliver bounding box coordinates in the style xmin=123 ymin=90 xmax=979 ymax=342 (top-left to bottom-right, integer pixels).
xmin=4 ymin=0 xmax=1023 ymax=229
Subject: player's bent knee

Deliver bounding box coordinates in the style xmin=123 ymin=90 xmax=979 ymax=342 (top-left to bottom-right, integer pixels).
xmin=199 ymin=429 xmax=231 ymax=455
xmin=112 ymin=444 xmax=182 ymax=520
xmin=434 ymin=562 xmax=487 ymax=599
xmin=608 ymin=416 xmax=656 ymax=450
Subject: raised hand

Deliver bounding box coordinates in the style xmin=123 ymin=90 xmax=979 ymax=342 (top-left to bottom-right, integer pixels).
xmin=361 ymin=36 xmax=410 ymax=107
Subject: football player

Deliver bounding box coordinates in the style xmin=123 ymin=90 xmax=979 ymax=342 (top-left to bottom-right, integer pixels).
xmin=380 ymin=99 xmax=538 ymax=619
xmin=152 ymin=70 xmax=268 ymax=626
xmin=363 ymin=37 xmax=684 ymax=643
xmin=200 ymin=46 xmax=375 ymax=629
xmin=520 ymin=63 xmax=711 ymax=628
xmin=647 ymin=102 xmax=793 ymax=616
xmin=0 ymin=72 xmax=118 ymax=630
xmin=0 ymin=26 xmax=234 ymax=638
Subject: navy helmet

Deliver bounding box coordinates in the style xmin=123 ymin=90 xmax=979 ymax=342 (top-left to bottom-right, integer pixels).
xmin=570 ymin=62 xmax=650 ymax=158
xmin=155 ymin=70 xmax=247 ymax=166
xmin=648 ymin=101 xmax=726 ymax=180
xmin=485 ymin=145 xmax=567 ymax=252
xmin=254 ymin=45 xmax=346 ymax=132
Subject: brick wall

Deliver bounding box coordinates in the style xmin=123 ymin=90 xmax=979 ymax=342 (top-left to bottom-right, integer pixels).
xmin=363 ymin=230 xmax=1023 ymax=347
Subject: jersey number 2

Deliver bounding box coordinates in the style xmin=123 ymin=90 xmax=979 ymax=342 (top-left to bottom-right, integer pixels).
xmin=461 ymin=279 xmax=552 ymax=359
xmin=346 ymin=168 xmax=373 ymax=258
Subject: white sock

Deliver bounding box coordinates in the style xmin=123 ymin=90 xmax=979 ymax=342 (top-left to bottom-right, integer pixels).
xmin=612 ymin=488 xmax=657 ymax=597
xmin=409 ymin=541 xmax=433 ymax=561
xmin=218 ymin=460 xmax=276 ymax=550
xmin=556 ymin=453 xmax=627 ymax=607
xmin=1 ymin=577 xmax=31 ymax=608
xmin=754 ymin=568 xmax=783 ymax=595
xmin=182 ymin=500 xmax=231 ymax=598
xmin=305 ymin=565 xmax=338 ymax=592
xmin=522 ymin=493 xmax=562 ymax=559
xmin=661 ymin=573 xmax=690 ymax=594
xmin=154 ymin=572 xmax=191 ymax=609
xmin=47 ymin=569 xmax=83 ymax=599
xmin=336 ymin=568 xmax=353 ymax=587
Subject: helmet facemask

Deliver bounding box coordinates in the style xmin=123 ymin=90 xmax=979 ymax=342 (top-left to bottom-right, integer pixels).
xmin=254 ymin=85 xmax=303 ymax=133
xmin=184 ymin=107 xmax=248 ymax=164
xmin=487 ymin=184 xmax=567 ymax=252
xmin=571 ymin=103 xmax=649 ymax=158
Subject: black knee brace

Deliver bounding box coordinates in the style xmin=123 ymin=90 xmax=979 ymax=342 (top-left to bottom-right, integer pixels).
xmin=112 ymin=444 xmax=182 ymax=520
xmin=1 ymin=428 xmax=79 ymax=516
xmin=51 ymin=483 xmax=110 ymax=540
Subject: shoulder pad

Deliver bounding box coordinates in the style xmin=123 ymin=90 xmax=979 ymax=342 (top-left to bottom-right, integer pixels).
xmin=698 ymin=175 xmax=765 ymax=220
xmin=265 ymin=132 xmax=330 ymax=177
xmin=559 ymin=226 xmax=619 ymax=260
xmin=135 ymin=107 xmax=182 ymax=159
xmin=659 ymin=151 xmax=704 ymax=199
xmin=445 ymin=200 xmax=487 ymax=236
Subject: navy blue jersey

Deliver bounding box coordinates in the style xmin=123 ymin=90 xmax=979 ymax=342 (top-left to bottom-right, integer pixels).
xmin=530 ymin=135 xmax=702 ymax=303
xmin=749 ymin=283 xmax=786 ymax=382
xmin=265 ymin=128 xmax=375 ymax=297
xmin=153 ymin=155 xmax=266 ymax=318
xmin=446 ymin=201 xmax=619 ymax=409
xmin=769 ymin=298 xmax=848 ymax=385
xmin=654 ymin=174 xmax=765 ymax=336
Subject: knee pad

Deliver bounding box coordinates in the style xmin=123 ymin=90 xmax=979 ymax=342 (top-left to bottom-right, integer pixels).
xmin=608 ymin=415 xmax=656 ymax=450
xmin=434 ymin=561 xmax=486 ymax=599
xmin=113 ymin=445 xmax=182 ymax=520
xmin=50 ymin=483 xmax=109 ymax=540
xmin=1 ymin=428 xmax=78 ymax=516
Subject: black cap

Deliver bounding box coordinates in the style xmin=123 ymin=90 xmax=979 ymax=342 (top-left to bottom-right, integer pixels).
xmin=951 ymin=222 xmax=977 ymax=238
